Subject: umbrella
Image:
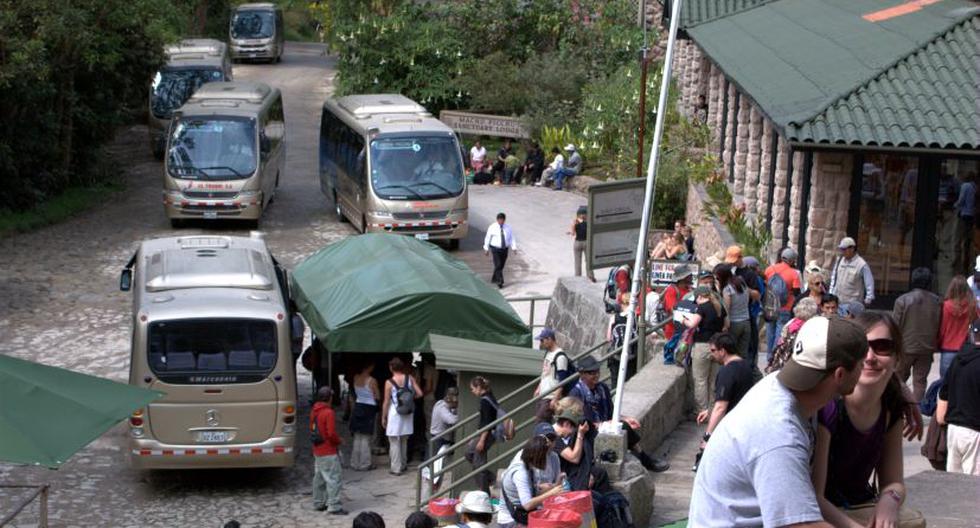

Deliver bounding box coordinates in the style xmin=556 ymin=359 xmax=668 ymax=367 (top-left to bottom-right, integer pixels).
xmin=0 ymin=354 xmax=163 ymax=468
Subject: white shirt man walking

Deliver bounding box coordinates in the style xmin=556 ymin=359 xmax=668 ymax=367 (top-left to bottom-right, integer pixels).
xmin=689 ymin=316 xmax=867 ymax=527
xmin=484 ymin=212 xmax=516 ymax=288
xmin=829 ymin=237 xmax=875 ymax=306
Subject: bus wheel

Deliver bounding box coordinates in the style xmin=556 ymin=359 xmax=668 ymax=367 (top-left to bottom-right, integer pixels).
xmin=334 ymin=194 xmax=347 ymax=223
xmin=449 ymin=239 xmax=460 ymax=250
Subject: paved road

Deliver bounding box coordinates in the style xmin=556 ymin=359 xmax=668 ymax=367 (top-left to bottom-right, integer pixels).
xmin=0 ymin=42 xmax=587 ymax=527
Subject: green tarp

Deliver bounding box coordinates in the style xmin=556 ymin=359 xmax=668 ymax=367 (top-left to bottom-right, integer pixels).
xmin=0 ymin=354 xmax=163 ymax=468
xmin=291 ymin=234 xmax=531 ymax=353
xmin=428 ymin=334 xmax=539 ymax=376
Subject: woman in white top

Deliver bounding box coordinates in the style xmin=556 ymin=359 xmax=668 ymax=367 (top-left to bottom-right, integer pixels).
xmin=497 ymin=436 xmax=564 ymax=528
xmin=470 ymin=140 xmax=487 ymax=172
xmin=381 ymin=357 xmax=422 ymax=475
xmin=349 ymin=362 xmax=380 ymax=471
xmin=537 ymin=147 xmax=564 ymax=187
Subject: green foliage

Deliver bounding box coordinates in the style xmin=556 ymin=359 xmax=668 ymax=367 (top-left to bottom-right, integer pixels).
xmin=0 ymin=181 xmax=124 ymax=237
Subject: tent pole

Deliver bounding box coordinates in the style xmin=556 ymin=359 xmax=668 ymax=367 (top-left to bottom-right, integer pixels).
xmin=611 ymin=0 xmax=683 ymax=426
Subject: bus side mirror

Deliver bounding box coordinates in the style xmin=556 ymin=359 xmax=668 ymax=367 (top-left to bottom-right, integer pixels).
xmin=120 ymin=269 xmax=132 ymax=292
xmin=260 ymin=135 xmax=271 ymax=157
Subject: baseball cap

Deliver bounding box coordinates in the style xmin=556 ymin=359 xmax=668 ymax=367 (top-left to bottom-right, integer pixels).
xmin=534 ymin=421 xmax=557 ymax=439
xmin=536 ymin=328 xmax=556 ymax=340
xmin=778 ymin=317 xmax=867 ymax=391
xmin=724 ymin=245 xmax=743 ymax=264
xmin=838 ymin=237 xmax=857 ymax=249
xmin=781 ymin=247 xmax=798 ymax=262
xmin=456 ymin=491 xmax=495 ymax=514
xmin=576 ymin=355 xmax=601 ymax=372
xmin=694 ymin=286 xmax=713 ymax=297
xmin=743 ymin=256 xmax=760 ymax=269
xmin=564 ymin=143 xmax=576 ymax=151
xmin=698 ymin=270 xmax=714 ymax=280
xmin=804 ymin=260 xmax=823 ymax=274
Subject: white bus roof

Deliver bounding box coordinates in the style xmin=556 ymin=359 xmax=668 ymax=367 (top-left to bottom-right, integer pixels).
xmin=235 ymin=3 xmax=277 ymax=10
xmin=190 ymin=82 xmax=271 ymax=104
xmin=327 ymin=94 xmax=454 ymax=136
xmin=166 ymin=39 xmax=226 ymax=58
xmin=138 ymin=234 xmax=275 ymax=293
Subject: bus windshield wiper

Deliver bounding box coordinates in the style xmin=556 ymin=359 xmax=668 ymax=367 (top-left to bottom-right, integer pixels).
xmin=197 ymin=166 xmax=244 ymax=178
xmin=411 ymin=180 xmax=454 ymax=196
xmin=375 ymin=184 xmax=425 ymax=200
xmin=170 ymin=164 xmax=208 ymax=179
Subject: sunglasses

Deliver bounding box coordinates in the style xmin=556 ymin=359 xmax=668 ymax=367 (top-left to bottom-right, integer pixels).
xmin=868 ymin=338 xmax=894 ymax=356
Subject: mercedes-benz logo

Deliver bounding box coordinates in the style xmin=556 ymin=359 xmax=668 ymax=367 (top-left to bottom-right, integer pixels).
xmin=205 ymin=409 xmax=220 ymax=426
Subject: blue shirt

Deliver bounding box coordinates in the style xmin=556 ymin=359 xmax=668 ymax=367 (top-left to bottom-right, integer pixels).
xmin=569 ymin=380 xmax=612 ymax=423
xmin=955 ymin=181 xmax=976 ymax=217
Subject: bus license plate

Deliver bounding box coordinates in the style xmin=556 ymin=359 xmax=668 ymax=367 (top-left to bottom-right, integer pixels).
xmin=195 ymin=431 xmax=231 ymax=443
xmin=203 ymin=210 xmax=218 ymax=219
xmin=414 ymin=233 xmax=429 ymax=241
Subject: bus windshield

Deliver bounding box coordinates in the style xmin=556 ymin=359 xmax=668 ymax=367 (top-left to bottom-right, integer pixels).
xmin=231 ymin=10 xmax=275 ymax=39
xmin=148 ymin=318 xmax=277 ymax=383
xmin=151 ymin=67 xmax=224 ymax=119
xmin=167 ymin=117 xmax=256 ymax=180
xmin=370 ymin=136 xmax=464 ymax=200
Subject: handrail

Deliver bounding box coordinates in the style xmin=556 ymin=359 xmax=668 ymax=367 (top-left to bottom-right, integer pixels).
xmin=0 ymin=484 xmax=49 ymax=527
xmin=505 ymin=294 xmax=551 ymax=332
xmin=415 ymin=317 xmax=669 ymax=509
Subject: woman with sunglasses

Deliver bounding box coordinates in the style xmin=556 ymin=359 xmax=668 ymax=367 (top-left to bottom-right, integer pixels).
xmin=811 ymin=312 xmax=923 ymax=528
xmin=794 ymin=271 xmax=827 ymax=310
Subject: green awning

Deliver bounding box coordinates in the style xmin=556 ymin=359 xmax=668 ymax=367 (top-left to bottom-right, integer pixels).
xmin=428 ymin=334 xmax=540 ymax=376
xmin=291 ymin=234 xmax=532 ymax=353
xmin=0 ymin=354 xmax=164 ymax=468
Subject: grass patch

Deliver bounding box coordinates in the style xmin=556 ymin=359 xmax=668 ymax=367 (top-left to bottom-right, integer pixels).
xmin=0 ymin=182 xmax=124 ymax=237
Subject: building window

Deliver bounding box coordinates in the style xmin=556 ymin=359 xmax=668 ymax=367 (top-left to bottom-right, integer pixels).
xmin=935 ymin=158 xmax=979 ymax=292
xmin=855 ymin=153 xmax=918 ymax=298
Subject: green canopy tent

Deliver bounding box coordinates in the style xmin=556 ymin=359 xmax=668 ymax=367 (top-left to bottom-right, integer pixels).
xmin=290 ymin=234 xmax=532 ymax=353
xmin=0 ymin=354 xmax=163 ymax=469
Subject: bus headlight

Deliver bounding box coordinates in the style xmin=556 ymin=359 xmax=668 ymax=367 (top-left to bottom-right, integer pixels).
xmin=282 ymin=424 xmax=295 ymax=434
xmin=238 ymin=191 xmax=261 ymax=206
xmin=130 ymin=427 xmax=145 ymax=438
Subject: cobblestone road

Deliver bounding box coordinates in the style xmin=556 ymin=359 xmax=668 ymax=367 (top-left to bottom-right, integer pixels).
xmin=0 ymin=42 xmax=582 ymax=527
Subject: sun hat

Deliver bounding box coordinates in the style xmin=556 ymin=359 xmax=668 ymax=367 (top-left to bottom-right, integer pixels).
xmin=838 ymin=237 xmax=857 ymax=249
xmin=575 ymin=355 xmax=601 ymax=372
xmin=777 ymin=317 xmax=867 ymax=391
xmin=456 ymin=490 xmax=496 ymax=514
xmin=554 ymin=408 xmax=583 ymax=424
xmin=673 ymin=264 xmax=693 ymax=282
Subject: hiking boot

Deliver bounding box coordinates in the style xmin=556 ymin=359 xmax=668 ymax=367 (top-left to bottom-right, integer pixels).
xmin=638 ymin=451 xmax=670 ymax=472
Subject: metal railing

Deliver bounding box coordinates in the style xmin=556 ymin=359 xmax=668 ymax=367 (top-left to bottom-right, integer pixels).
xmin=505 ymin=295 xmax=551 ymax=332
xmin=414 ymin=317 xmax=669 ymax=509
xmin=1 ymin=484 xmax=49 ymax=527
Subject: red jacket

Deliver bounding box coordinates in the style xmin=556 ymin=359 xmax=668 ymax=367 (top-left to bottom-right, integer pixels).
xmin=311 ymin=402 xmax=342 ymax=456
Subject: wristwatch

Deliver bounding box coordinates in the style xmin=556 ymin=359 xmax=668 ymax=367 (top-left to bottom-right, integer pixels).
xmin=702 ymin=433 xmax=711 ymax=442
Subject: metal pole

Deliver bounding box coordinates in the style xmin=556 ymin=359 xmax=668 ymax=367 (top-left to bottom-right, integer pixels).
xmin=636 ymin=262 xmax=647 ymax=370
xmin=636 ymin=48 xmax=650 ymax=179
xmin=611 ymin=0 xmax=683 ymax=426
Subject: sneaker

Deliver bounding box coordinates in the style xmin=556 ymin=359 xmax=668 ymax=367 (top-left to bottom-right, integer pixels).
xmin=328 ymin=508 xmax=349 ymax=516
xmin=314 ymin=505 xmax=327 ymax=512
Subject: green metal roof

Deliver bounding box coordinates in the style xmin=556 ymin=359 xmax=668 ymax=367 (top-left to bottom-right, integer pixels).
xmin=428 ymin=334 xmax=540 ymax=376
xmin=684 ymin=0 xmax=980 ymax=150
xmin=788 ymin=16 xmax=979 ymax=149
xmin=677 ymin=0 xmax=774 ymax=28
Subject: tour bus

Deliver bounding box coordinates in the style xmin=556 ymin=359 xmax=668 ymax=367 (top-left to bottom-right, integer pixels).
xmin=229 ymin=3 xmax=285 ymax=63
xmin=120 ymin=233 xmax=298 ymax=469
xmin=148 ymin=39 xmax=233 ymax=160
xmin=319 ymin=94 xmax=468 ymax=249
xmin=164 ymin=81 xmax=285 ymax=228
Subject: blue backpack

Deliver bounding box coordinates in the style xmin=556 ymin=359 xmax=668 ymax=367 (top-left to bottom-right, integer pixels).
xmin=763 ymin=273 xmax=789 ymax=322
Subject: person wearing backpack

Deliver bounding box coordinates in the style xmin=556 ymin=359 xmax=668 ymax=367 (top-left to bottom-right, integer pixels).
xmin=310 ymin=387 xmax=347 ymax=515
xmin=467 ymin=376 xmax=503 ymax=493
xmin=497 ymin=435 xmax=565 ymax=527
xmin=381 ymin=357 xmax=422 ymax=475
xmin=533 ymin=328 xmax=573 ymax=400
xmin=763 ymin=248 xmax=803 ymax=363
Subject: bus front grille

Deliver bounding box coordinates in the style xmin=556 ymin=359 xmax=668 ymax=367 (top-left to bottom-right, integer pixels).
xmin=391 ymin=211 xmax=448 ymax=221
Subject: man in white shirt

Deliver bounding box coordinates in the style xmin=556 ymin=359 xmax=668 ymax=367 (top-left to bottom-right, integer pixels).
xmin=484 ymin=212 xmax=516 ymax=288
xmin=689 ymin=316 xmax=866 ymax=527
xmin=533 ymin=328 xmax=571 ymax=400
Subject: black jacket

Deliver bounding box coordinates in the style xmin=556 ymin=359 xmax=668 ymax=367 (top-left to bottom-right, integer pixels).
xmin=940 ymin=345 xmax=980 ymax=431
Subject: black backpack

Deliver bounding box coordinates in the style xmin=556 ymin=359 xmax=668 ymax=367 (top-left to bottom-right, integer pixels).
xmin=310 ymin=410 xmax=324 ymax=446
xmin=594 ymin=490 xmax=634 ymax=528
xmin=393 ymin=377 xmax=415 ymax=415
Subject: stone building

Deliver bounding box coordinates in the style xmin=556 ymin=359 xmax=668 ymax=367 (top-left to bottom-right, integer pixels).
xmin=666 ymin=0 xmax=979 ymax=306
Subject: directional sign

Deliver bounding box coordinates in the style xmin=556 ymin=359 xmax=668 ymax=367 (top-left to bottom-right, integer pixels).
xmin=587 ymin=178 xmax=649 ymax=269
xmin=438 ymin=111 xmax=531 ymax=139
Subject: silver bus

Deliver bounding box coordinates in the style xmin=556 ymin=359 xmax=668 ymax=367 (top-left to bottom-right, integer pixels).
xmin=319 ymin=94 xmax=468 ymax=248
xmin=164 ymin=81 xmax=285 ymax=228
xmin=229 ymin=3 xmax=285 ymax=63
xmin=120 ymin=233 xmax=299 ymax=469
xmin=148 ymin=39 xmax=233 ymax=160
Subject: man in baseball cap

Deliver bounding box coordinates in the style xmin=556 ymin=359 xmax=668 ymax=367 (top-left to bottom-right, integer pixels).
xmin=534 ymin=328 xmax=572 ymax=400
xmin=690 ymin=316 xmax=867 ymax=526
xmin=829 ymin=236 xmax=876 ymax=307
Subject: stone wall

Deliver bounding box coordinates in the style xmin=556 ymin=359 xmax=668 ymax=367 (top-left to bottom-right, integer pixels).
xmin=544 ymin=276 xmax=609 ymax=353
xmin=685 ymin=180 xmax=737 ymax=261
xmin=807 ymin=151 xmax=855 ymax=269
